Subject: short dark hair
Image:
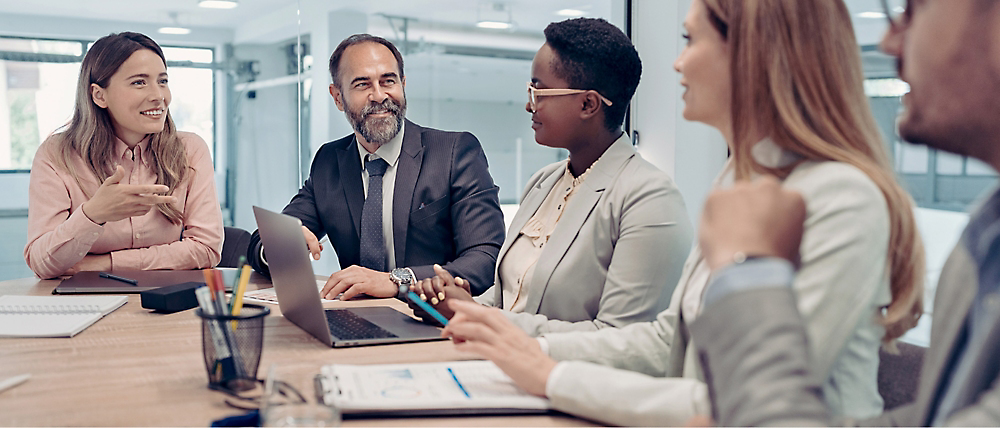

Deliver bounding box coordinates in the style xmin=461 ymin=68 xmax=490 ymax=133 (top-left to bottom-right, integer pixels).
xmin=328 ymin=34 xmax=404 ymax=87
xmin=543 ymin=18 xmax=641 ymax=132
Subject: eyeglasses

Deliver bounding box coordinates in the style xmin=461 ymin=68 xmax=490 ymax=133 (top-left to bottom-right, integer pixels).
xmin=527 ymin=82 xmax=613 ymax=112
xmin=880 ymin=0 xmax=910 ymax=29
xmin=210 ymin=377 xmax=307 ymax=411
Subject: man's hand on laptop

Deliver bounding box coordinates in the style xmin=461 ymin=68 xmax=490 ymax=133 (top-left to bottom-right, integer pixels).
xmin=321 ymin=265 xmax=395 ymax=300
xmin=301 ymin=226 xmax=324 ymax=260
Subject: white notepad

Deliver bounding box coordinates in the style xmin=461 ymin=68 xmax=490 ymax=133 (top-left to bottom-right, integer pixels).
xmin=241 ymin=280 xmax=339 ymax=305
xmin=0 ymin=295 xmax=128 ymax=338
xmin=319 ymin=360 xmax=551 ymax=416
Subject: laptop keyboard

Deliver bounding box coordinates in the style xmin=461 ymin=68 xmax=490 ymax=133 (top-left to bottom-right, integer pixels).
xmin=324 ymin=310 xmax=398 ymax=340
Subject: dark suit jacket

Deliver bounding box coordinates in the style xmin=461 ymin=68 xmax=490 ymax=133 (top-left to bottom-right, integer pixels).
xmin=248 ymin=119 xmax=505 ymax=296
xmin=690 ymin=243 xmax=1000 ymax=426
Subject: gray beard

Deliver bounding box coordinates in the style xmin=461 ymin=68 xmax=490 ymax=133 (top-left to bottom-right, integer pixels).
xmin=347 ymin=97 xmax=405 ymax=145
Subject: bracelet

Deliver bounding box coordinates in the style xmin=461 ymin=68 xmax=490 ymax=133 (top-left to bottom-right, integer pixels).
xmin=732 ymin=251 xmax=766 ymax=265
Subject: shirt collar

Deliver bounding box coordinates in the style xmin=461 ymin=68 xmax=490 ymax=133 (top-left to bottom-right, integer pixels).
xmin=751 ymin=137 xmax=803 ymax=169
xmin=357 ymin=125 xmax=404 ymax=169
xmin=716 ymin=137 xmax=804 ymax=187
xmin=113 ymin=135 xmax=152 ymax=167
xmin=563 ymin=150 xmax=602 ymax=188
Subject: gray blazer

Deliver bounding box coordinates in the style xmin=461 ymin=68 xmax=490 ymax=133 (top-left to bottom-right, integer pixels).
xmin=477 ymin=134 xmax=693 ymax=336
xmin=536 ymin=158 xmax=891 ymax=426
xmin=691 ymin=243 xmax=1000 ymax=426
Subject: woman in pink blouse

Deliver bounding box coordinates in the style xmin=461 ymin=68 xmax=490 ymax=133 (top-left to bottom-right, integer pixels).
xmin=24 ymin=32 xmax=223 ymax=279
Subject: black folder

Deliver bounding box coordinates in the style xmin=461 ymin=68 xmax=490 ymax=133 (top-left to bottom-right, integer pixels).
xmin=53 ymin=270 xmax=212 ymax=294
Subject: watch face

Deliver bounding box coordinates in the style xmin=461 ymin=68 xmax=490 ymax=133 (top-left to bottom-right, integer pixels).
xmin=393 ymin=269 xmax=413 ymax=284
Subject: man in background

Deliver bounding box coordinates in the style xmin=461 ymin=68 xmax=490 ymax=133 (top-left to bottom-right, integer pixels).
xmin=248 ymin=34 xmax=505 ymax=301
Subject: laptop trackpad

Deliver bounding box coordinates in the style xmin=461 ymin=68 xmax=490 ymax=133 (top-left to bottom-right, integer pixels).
xmin=351 ymin=306 xmax=443 ymax=338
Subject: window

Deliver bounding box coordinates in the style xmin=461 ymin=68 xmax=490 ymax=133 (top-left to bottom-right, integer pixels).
xmin=0 ymin=36 xmax=215 ymax=170
xmin=866 ymin=77 xmax=997 ymax=211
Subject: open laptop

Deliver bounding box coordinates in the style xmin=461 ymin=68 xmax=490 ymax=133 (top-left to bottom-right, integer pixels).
xmin=253 ymin=206 xmax=445 ymax=348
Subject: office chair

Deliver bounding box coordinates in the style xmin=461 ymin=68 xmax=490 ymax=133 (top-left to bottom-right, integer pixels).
xmin=877 ymin=341 xmax=926 ymax=410
xmin=219 ymin=226 xmax=252 ymax=268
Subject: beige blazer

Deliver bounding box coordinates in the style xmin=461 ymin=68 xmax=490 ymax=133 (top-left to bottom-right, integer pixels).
xmin=476 ymin=134 xmax=693 ymax=336
xmin=539 ymin=153 xmax=892 ymax=426
xmin=692 ymin=240 xmax=1000 ymax=426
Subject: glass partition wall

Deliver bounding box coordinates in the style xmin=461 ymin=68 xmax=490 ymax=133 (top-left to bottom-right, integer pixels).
xmin=226 ymin=1 xmax=620 ymax=239
xmin=224 ymin=1 xmax=619 ymax=275
xmin=3 ymin=0 xmax=982 ymax=286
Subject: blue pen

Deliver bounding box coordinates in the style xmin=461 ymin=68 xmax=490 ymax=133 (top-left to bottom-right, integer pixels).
xmin=401 ymin=285 xmax=450 ymax=326
xmin=447 ymin=367 xmax=471 ymax=398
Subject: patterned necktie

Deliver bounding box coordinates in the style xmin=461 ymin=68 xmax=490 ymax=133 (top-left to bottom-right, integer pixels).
xmin=360 ymin=157 xmax=390 ymax=271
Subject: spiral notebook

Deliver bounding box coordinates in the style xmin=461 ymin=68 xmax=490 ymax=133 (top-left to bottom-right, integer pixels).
xmin=0 ymin=295 xmax=128 ymax=338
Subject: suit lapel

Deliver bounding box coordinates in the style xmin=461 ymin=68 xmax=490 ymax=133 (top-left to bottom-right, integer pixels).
xmin=920 ymin=246 xmax=979 ymax=425
xmin=336 ymin=138 xmax=365 ymax=235
xmin=493 ymin=165 xmax=564 ymax=304
xmin=521 ymin=134 xmax=636 ymax=314
xmin=942 ymin=306 xmax=1000 ymax=415
xmin=392 ymin=120 xmax=423 ymax=266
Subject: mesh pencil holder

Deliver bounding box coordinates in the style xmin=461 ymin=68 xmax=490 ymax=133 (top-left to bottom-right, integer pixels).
xmin=195 ymin=304 xmax=270 ymax=391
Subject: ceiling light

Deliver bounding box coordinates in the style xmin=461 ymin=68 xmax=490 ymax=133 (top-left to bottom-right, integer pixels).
xmin=158 ymin=27 xmax=191 ymax=35
xmin=477 ymin=2 xmax=514 ymax=30
xmin=198 ymin=0 xmax=238 ymax=9
xmin=159 ymin=12 xmax=191 ymax=35
xmin=476 ymin=21 xmax=513 ymax=29
xmin=556 ymin=9 xmax=585 ymax=17
xmin=857 ymin=11 xmax=887 ymax=19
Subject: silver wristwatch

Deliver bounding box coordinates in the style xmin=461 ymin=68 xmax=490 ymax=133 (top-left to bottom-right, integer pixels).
xmin=390 ymin=267 xmax=416 ymax=299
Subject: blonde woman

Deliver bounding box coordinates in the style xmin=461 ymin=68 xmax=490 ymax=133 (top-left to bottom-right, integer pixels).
xmin=438 ymin=0 xmax=924 ymax=425
xmin=24 ymin=32 xmax=223 ymax=279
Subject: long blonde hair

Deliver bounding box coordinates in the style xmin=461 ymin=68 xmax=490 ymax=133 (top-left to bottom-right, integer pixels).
xmin=702 ymin=0 xmax=924 ymax=342
xmin=56 ymin=32 xmax=187 ymax=224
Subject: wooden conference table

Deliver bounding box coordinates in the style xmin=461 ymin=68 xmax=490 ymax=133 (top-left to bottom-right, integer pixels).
xmin=0 ymin=273 xmax=593 ymax=427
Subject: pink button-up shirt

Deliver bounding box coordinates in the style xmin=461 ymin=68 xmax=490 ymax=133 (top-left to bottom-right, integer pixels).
xmin=24 ymin=132 xmax=223 ymax=279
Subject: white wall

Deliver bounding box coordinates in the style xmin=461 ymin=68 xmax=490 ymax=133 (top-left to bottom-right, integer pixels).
xmin=630 ymin=0 xmax=728 ymax=226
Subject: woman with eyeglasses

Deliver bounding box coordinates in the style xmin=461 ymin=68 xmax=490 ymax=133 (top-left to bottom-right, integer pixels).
xmin=407 ymin=17 xmax=693 ymax=336
xmin=24 ymin=32 xmax=223 ymax=279
xmin=436 ymin=0 xmax=924 ymax=425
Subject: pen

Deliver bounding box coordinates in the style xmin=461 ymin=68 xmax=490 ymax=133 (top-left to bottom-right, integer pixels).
xmin=229 ymin=256 xmax=247 ymax=296
xmin=230 ymin=264 xmax=253 ymax=323
xmin=447 ymin=367 xmax=470 ymax=398
xmin=99 ymin=272 xmax=138 ymax=286
xmin=213 ymin=269 xmax=227 ymax=312
xmin=0 ymin=373 xmax=30 ymax=394
xmin=402 ymin=285 xmax=450 ymax=326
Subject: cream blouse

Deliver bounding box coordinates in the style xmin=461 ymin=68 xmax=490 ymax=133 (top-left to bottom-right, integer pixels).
xmin=499 ymin=161 xmax=596 ymax=312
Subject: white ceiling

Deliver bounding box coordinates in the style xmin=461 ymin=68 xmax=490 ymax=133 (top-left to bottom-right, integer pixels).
xmin=0 ymin=0 xmax=889 ymax=44
xmin=0 ymin=0 xmax=609 ymax=35
xmin=0 ymin=0 xmax=893 ymax=52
